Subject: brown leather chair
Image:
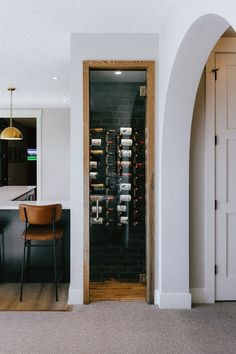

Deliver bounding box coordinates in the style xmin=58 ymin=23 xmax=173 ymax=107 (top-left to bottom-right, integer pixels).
xmin=19 ymin=204 xmax=64 ymax=302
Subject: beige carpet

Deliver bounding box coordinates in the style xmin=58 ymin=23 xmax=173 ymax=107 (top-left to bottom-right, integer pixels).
xmin=0 ymin=302 xmax=236 ymax=353
xmin=0 ymin=283 xmax=70 ymax=311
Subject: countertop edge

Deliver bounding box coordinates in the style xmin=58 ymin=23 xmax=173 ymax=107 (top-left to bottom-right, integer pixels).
xmin=0 ymin=200 xmax=71 ymax=210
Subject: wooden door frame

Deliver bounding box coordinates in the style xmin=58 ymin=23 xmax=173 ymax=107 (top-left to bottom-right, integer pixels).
xmin=83 ymin=60 xmax=155 ymax=304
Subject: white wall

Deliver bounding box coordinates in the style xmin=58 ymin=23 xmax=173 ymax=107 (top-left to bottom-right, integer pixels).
xmin=68 ymin=1 xmax=236 ymax=309
xmin=41 ymin=108 xmax=70 ymax=200
xmin=190 ymin=70 xmax=206 ymax=290
xmin=70 ymin=33 xmax=159 ymax=304
xmin=157 ymin=1 xmax=236 ymax=309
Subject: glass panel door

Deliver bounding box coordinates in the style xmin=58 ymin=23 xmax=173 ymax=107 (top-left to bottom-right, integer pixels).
xmin=89 ymin=69 xmax=147 ymax=298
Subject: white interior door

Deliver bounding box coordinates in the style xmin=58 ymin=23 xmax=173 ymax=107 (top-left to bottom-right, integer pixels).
xmin=216 ymin=53 xmax=236 ymax=300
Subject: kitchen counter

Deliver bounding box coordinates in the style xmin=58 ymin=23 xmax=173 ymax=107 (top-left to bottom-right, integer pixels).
xmin=0 ymin=200 xmax=70 ymax=209
xmin=0 ymin=186 xmax=36 ymax=201
xmin=0 ymin=186 xmax=70 ymax=209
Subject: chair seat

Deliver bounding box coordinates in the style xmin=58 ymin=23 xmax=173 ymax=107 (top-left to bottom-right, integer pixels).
xmin=22 ymin=224 xmax=64 ymax=241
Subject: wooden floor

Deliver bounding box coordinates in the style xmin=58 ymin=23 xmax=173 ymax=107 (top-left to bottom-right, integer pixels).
xmin=0 ymin=283 xmax=70 ymax=311
xmin=90 ymin=280 xmax=146 ymax=301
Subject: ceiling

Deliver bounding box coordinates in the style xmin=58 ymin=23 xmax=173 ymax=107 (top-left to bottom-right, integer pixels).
xmin=0 ymin=0 xmax=176 ymax=109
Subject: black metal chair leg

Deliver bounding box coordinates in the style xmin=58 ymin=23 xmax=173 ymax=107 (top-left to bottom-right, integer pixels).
xmin=53 ymin=240 xmax=58 ymax=301
xmin=0 ymin=233 xmax=3 ymax=284
xmin=1 ymin=232 xmax=4 ymax=284
xmin=20 ymin=242 xmax=27 ymax=302
xmin=26 ymin=240 xmax=31 ymax=282
xmin=62 ymin=236 xmax=65 ymax=282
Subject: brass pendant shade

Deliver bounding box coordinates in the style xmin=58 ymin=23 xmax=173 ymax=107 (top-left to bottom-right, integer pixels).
xmin=0 ymin=88 xmax=23 ymax=140
xmin=0 ymin=126 xmax=23 ymax=140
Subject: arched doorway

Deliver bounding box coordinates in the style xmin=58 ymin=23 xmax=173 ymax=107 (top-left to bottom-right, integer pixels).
xmin=158 ymin=14 xmax=232 ymax=308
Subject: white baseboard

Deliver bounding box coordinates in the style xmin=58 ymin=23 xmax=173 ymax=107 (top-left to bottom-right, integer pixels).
xmin=68 ymin=287 xmax=83 ymax=304
xmin=155 ymin=290 xmax=192 ymax=309
xmin=190 ymin=288 xmax=207 ymax=303
xmin=154 ymin=289 xmax=160 ymax=305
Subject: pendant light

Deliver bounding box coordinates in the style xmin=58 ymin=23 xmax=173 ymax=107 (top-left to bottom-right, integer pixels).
xmin=0 ymin=88 xmax=23 ymax=140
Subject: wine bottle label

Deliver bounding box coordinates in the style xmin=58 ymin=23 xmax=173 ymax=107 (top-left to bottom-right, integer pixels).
xmin=120 ymin=183 xmax=131 ymax=191
xmin=90 ymin=150 xmax=103 ymax=155
xmin=91 ymin=217 xmax=103 ymax=224
xmin=91 ymin=139 xmax=102 ymax=146
xmin=91 ymin=206 xmax=102 ymax=213
xmin=117 ymin=205 xmax=127 ymax=212
xmin=90 ymin=161 xmax=98 ymax=169
xmin=90 ymin=128 xmax=103 ymax=133
xmin=120 ymin=216 xmax=129 ymax=224
xmin=119 ymin=161 xmax=131 ymax=167
xmin=121 ymin=173 xmax=132 ymax=177
xmin=120 ymin=195 xmax=131 ymax=202
xmin=119 ymin=150 xmax=132 ymax=158
xmin=120 ymin=127 xmax=132 ymax=135
xmin=106 ymin=195 xmax=115 ymax=201
xmin=90 ymin=172 xmax=98 ymax=179
xmin=121 ymin=139 xmax=133 ymax=146
xmin=90 ymin=195 xmax=105 ymax=201
xmin=91 ymin=184 xmax=104 ymax=190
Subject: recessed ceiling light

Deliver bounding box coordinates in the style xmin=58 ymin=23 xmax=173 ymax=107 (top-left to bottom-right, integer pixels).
xmin=114 ymin=71 xmax=122 ymax=75
xmin=51 ymin=76 xmax=60 ymax=80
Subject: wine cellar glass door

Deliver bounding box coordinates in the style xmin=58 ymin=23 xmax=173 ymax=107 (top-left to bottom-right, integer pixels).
xmin=84 ymin=61 xmax=154 ymax=304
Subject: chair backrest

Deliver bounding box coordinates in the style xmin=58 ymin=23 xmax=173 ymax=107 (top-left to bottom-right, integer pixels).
xmin=19 ymin=204 xmax=62 ymax=225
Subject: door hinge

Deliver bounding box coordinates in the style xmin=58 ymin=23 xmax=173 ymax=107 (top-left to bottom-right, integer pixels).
xmin=215 ymin=135 xmax=218 ymax=145
xmin=212 ymin=68 xmax=219 ymax=80
xmin=215 ymin=200 xmax=218 ymax=210
xmin=215 ymin=265 xmax=218 ymax=275
xmin=139 ymin=85 xmax=147 ymax=97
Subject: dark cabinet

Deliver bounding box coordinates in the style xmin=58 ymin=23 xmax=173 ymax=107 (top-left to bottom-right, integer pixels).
xmin=0 ymin=121 xmax=8 ymax=186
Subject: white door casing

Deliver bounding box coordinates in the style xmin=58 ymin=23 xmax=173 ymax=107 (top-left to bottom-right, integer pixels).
xmin=215 ymin=53 xmax=236 ymax=300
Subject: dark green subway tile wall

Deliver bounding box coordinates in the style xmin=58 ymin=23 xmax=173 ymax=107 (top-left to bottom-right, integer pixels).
xmin=89 ymin=79 xmax=146 ymax=282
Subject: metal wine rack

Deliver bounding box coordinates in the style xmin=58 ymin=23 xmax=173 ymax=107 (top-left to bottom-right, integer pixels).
xmin=89 ymin=127 xmax=145 ymax=227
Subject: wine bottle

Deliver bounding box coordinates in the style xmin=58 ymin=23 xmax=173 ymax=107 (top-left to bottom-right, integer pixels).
xmin=90 ymin=128 xmax=103 ymax=133
xmin=119 ymin=161 xmax=131 ymax=168
xmin=91 ymin=217 xmax=103 ymax=224
xmin=119 ymin=150 xmax=132 ymax=158
xmin=121 ymin=139 xmax=133 ymax=146
xmin=90 ymin=195 xmax=105 ymax=201
xmin=91 ymin=183 xmax=105 ymax=190
xmin=120 ymin=195 xmax=131 ymax=202
xmin=119 ymin=183 xmax=131 ymax=191
xmin=90 ymin=172 xmax=98 ymax=180
xmin=120 ymin=216 xmax=129 ymax=224
xmin=91 ymin=139 xmax=102 ymax=146
xmin=91 ymin=206 xmax=102 ymax=213
xmin=120 ymin=127 xmax=132 ymax=135
xmin=117 ymin=205 xmax=127 ymax=212
xmin=134 ymin=162 xmax=143 ymax=169
xmin=120 ymin=173 xmax=132 ymax=177
xmin=90 ymin=161 xmax=98 ymax=169
xmin=90 ymin=150 xmax=103 ymax=155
